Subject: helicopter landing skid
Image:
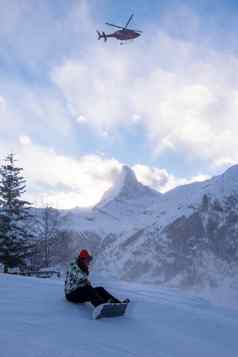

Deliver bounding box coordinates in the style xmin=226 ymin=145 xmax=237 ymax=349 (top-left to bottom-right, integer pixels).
xmin=120 ymin=40 xmax=133 ymax=45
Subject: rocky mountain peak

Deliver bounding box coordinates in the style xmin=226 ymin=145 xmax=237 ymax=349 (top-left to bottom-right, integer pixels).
xmin=121 ymin=165 xmax=138 ymax=184
xmin=96 ymin=165 xmax=160 ymax=209
xmin=117 ymin=165 xmax=140 ymax=195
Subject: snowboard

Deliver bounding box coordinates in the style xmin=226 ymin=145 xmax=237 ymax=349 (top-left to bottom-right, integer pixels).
xmin=93 ymin=301 xmax=129 ymax=320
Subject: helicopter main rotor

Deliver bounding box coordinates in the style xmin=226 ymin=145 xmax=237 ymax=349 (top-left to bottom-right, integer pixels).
xmin=105 ymin=14 xmax=142 ymax=33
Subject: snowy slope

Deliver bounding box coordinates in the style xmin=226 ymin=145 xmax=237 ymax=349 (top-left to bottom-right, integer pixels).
xmin=1 ymin=273 xmax=238 ymax=357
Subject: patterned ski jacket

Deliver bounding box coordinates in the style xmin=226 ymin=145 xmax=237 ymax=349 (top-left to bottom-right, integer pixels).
xmin=64 ymin=259 xmax=89 ymax=295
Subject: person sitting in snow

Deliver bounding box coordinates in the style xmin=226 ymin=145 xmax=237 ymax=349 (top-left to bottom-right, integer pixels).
xmin=64 ymin=249 xmax=129 ymax=314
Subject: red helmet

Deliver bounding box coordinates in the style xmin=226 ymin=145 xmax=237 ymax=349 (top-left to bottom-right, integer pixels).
xmin=79 ymin=249 xmax=92 ymax=260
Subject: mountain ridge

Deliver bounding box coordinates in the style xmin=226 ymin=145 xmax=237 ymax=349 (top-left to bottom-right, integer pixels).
xmin=40 ymin=163 xmax=238 ymax=289
xmin=63 ymin=163 xmax=238 ymax=236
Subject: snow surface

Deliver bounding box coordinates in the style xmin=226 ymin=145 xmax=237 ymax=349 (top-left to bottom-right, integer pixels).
xmin=1 ymin=273 xmax=238 ymax=357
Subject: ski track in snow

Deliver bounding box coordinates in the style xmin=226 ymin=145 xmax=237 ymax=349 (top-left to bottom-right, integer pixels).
xmin=1 ymin=274 xmax=238 ymax=357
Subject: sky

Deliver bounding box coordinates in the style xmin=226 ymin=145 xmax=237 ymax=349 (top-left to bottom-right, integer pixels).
xmin=1 ymin=0 xmax=238 ymax=208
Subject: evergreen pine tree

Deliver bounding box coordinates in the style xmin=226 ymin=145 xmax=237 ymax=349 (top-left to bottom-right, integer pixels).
xmin=0 ymin=153 xmax=33 ymax=272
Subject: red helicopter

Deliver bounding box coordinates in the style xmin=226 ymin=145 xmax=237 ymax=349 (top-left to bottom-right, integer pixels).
xmin=97 ymin=14 xmax=142 ymax=44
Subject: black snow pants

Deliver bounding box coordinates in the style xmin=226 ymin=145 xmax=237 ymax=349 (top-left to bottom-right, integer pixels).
xmin=66 ymin=285 xmax=121 ymax=307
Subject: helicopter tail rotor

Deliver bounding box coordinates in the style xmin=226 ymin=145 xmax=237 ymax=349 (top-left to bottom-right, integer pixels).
xmin=97 ymin=31 xmax=107 ymax=42
xmin=96 ymin=30 xmax=101 ymax=40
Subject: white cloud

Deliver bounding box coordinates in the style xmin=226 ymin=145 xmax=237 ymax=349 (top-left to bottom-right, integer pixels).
xmin=102 ymin=129 xmax=110 ymax=137
xmin=76 ymin=115 xmax=87 ymax=123
xmin=9 ymin=142 xmax=122 ymax=208
xmin=0 ymin=78 xmax=73 ymax=150
xmin=0 ymin=96 xmax=9 ymax=121
xmin=133 ymin=164 xmax=210 ymax=193
xmin=51 ymin=52 xmax=133 ymax=133
xmin=213 ymin=157 xmax=237 ymax=169
xmin=132 ymin=114 xmax=141 ymax=122
xmin=19 ymin=135 xmax=32 ymax=145
xmin=0 ymin=96 xmax=6 ymax=109
xmin=0 ymin=0 xmax=98 ymax=147
xmin=51 ymin=27 xmax=238 ymax=169
xmin=0 ymin=140 xmax=211 ymax=208
xmin=0 ymin=0 xmax=94 ymax=70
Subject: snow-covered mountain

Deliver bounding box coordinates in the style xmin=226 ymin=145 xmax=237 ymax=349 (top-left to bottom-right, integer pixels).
xmin=96 ymin=165 xmax=161 ymax=210
xmin=65 ymin=164 xmax=238 ymax=237
xmin=91 ymin=164 xmax=238 ymax=288
xmin=39 ymin=163 xmax=238 ymax=289
xmin=64 ymin=165 xmax=161 ymax=237
xmin=139 ymin=164 xmax=238 ymax=232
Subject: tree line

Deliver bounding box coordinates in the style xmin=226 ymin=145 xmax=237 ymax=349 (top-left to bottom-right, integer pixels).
xmin=0 ymin=153 xmax=73 ymax=273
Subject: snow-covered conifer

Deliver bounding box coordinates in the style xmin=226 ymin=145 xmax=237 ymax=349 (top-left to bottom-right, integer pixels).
xmin=0 ymin=153 xmax=33 ymax=272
